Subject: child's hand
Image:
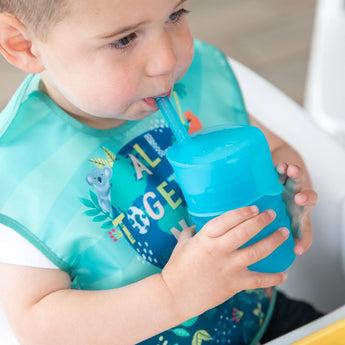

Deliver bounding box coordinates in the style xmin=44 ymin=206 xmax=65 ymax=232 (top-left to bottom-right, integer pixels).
xmin=276 ymin=162 xmax=318 ymax=256
xmin=161 ymin=206 xmax=289 ymax=320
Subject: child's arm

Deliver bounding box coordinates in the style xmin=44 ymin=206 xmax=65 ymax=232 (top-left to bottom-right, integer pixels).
xmin=250 ymin=116 xmax=318 ymax=256
xmin=0 ymin=207 xmax=288 ymax=345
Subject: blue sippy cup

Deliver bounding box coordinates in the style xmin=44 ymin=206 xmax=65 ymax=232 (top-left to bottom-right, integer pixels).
xmin=166 ymin=125 xmax=296 ymax=273
xmin=155 ymin=97 xmax=296 ymax=273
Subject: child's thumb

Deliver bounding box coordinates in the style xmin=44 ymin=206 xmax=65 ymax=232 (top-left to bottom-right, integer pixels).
xmin=178 ymin=225 xmax=196 ymax=242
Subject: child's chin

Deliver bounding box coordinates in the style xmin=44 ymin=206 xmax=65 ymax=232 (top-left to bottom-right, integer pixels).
xmin=136 ymin=109 xmax=157 ymax=120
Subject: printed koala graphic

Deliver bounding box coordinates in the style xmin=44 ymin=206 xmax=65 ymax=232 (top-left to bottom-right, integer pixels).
xmin=86 ymin=166 xmax=113 ymax=214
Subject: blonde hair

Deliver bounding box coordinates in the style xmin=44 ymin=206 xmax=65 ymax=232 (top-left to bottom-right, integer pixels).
xmin=0 ymin=0 xmax=68 ymax=38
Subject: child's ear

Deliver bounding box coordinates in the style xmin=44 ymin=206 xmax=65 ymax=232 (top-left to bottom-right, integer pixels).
xmin=0 ymin=13 xmax=44 ymax=73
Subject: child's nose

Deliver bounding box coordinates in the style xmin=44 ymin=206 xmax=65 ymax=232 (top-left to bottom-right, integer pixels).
xmin=145 ymin=33 xmax=177 ymax=77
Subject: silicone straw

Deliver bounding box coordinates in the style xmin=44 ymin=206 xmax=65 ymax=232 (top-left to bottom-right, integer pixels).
xmin=155 ymin=96 xmax=191 ymax=144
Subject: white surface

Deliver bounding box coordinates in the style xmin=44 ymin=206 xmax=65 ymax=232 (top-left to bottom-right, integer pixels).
xmin=231 ymin=57 xmax=345 ymax=314
xmin=305 ymin=0 xmax=345 ymax=145
xmin=0 ymin=223 xmax=58 ymax=269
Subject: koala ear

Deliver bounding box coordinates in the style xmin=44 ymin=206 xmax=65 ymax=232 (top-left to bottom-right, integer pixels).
xmin=86 ymin=175 xmax=94 ymax=187
xmin=0 ymin=13 xmax=44 ymax=73
xmin=103 ymin=165 xmax=113 ymax=178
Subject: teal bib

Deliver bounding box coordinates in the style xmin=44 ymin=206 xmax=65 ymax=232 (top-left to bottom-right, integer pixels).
xmin=0 ymin=40 xmax=274 ymax=345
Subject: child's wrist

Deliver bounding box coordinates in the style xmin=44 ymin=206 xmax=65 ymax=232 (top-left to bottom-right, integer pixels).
xmin=159 ymin=271 xmax=198 ymax=324
xmin=155 ymin=273 xmax=188 ymax=326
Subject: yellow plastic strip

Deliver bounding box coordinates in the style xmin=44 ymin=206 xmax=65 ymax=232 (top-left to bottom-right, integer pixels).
xmin=172 ymin=91 xmax=185 ymax=125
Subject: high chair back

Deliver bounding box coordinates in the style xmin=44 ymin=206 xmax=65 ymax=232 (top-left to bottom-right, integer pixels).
xmin=304 ymin=0 xmax=345 ymax=145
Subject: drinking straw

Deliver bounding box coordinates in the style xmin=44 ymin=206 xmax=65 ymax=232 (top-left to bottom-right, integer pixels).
xmin=155 ymin=96 xmax=191 ymax=144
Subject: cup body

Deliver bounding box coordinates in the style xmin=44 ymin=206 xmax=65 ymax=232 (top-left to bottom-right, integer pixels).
xmin=191 ymin=194 xmax=295 ymax=273
xmin=167 ymin=125 xmax=296 ymax=273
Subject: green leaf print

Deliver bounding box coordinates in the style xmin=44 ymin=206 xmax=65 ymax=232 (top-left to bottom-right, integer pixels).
xmin=171 ymin=328 xmax=191 ymax=337
xmin=93 ymin=214 xmax=109 ymax=222
xmin=84 ymin=209 xmax=101 ymax=217
xmin=181 ymin=316 xmax=198 ymax=327
xmin=174 ymin=83 xmax=187 ymax=98
xmin=89 ymin=190 xmax=99 ymax=207
xmin=192 ymin=330 xmax=213 ymax=345
xmin=101 ymin=221 xmax=114 ymax=229
xmin=80 ymin=198 xmax=95 ymax=208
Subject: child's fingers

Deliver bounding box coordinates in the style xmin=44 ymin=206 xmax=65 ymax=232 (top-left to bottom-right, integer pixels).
xmin=286 ymin=164 xmax=302 ymax=179
xmin=294 ymin=216 xmax=313 ymax=255
xmin=220 ymin=209 xmax=277 ymax=250
xmin=241 ymin=270 xmax=288 ymax=290
xmin=234 ymin=227 xmax=290 ymax=267
xmin=277 ymin=163 xmax=306 ymax=193
xmin=285 ymin=167 xmax=305 ymax=193
xmin=178 ymin=226 xmax=196 ymax=242
xmin=276 ymin=162 xmax=288 ymax=185
xmin=292 ymin=190 xmax=317 ymax=240
xmin=202 ymin=206 xmax=259 ymax=238
xmin=294 ymin=190 xmax=318 ymax=207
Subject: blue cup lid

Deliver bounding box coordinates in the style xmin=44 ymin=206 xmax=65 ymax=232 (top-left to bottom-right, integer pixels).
xmin=167 ymin=125 xmax=283 ymax=216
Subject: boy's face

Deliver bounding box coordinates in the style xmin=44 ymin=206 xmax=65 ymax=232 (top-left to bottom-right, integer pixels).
xmin=34 ymin=0 xmax=194 ymax=128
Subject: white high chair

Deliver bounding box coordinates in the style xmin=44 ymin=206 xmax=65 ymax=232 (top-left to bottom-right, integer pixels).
xmin=2 ymin=58 xmax=345 ymax=344
xmin=304 ymin=0 xmax=345 ymax=145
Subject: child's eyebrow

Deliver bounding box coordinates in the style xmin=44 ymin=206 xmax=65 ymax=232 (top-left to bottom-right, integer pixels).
xmin=173 ymin=0 xmax=188 ymax=9
xmin=97 ymin=0 xmax=188 ymax=40
xmin=98 ymin=23 xmax=146 ymax=40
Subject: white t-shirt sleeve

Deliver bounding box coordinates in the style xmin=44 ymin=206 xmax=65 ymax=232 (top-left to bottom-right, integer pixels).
xmin=0 ymin=223 xmax=58 ymax=269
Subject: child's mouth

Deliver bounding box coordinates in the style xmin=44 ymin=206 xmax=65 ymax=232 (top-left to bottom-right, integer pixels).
xmin=143 ymin=91 xmax=172 ymax=109
xmin=142 ymin=97 xmax=159 ymax=109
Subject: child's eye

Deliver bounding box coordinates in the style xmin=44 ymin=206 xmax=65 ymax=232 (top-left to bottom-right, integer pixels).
xmin=109 ymin=32 xmax=137 ymax=49
xmin=167 ymin=8 xmax=190 ymax=24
